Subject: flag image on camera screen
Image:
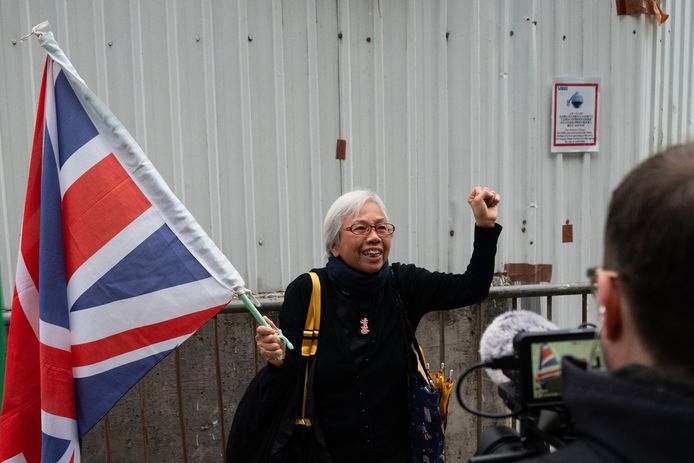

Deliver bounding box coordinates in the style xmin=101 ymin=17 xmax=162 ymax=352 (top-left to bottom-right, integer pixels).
xmin=528 ymin=338 xmax=596 ymax=400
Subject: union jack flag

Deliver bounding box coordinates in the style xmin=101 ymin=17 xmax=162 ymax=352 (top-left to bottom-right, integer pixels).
xmin=535 ymin=343 xmax=562 ymax=388
xmin=0 ymin=32 xmax=245 ymax=462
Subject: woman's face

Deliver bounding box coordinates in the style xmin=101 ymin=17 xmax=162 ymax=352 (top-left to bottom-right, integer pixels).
xmin=330 ymin=200 xmax=392 ymax=274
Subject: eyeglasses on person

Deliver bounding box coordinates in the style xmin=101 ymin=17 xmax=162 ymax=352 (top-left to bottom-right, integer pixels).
xmin=584 ymin=267 xmax=618 ymax=371
xmin=344 ymin=222 xmax=396 ymax=236
xmin=586 ymin=266 xmax=620 ymax=294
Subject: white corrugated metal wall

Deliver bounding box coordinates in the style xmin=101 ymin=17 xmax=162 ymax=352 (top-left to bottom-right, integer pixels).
xmin=1 ymin=0 xmax=693 ymax=327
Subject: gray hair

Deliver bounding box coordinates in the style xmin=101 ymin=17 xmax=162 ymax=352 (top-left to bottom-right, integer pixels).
xmin=323 ymin=189 xmax=389 ymax=256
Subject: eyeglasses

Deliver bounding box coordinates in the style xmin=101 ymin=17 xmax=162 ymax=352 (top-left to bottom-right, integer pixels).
xmin=344 ymin=222 xmax=396 ymax=236
xmin=586 ymin=266 xmax=619 ymax=293
xmin=585 ymin=266 xmax=619 ymax=372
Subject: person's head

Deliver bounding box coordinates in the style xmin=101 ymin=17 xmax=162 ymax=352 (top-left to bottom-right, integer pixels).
xmin=323 ymin=189 xmax=393 ymax=274
xmin=597 ymin=144 xmax=694 ymax=377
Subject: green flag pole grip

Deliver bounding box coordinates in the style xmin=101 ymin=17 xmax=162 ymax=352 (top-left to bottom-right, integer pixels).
xmin=238 ymin=292 xmax=294 ymax=350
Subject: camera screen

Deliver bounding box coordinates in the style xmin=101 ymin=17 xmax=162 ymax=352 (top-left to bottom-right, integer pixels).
xmin=528 ymin=337 xmax=596 ymax=401
xmin=515 ymin=329 xmax=598 ymax=407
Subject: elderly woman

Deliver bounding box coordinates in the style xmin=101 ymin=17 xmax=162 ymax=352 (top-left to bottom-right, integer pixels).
xmin=255 ymin=187 xmax=501 ymax=462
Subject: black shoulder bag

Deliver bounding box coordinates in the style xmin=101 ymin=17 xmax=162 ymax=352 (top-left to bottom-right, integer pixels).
xmin=226 ymin=272 xmax=331 ymax=463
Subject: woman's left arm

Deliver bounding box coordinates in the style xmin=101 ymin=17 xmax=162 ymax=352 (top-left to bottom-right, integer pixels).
xmin=394 ymin=223 xmax=501 ymax=316
xmin=394 ymin=185 xmax=502 ymax=319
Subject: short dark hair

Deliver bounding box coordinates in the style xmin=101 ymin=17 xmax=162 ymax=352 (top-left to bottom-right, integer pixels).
xmin=604 ymin=144 xmax=694 ymax=376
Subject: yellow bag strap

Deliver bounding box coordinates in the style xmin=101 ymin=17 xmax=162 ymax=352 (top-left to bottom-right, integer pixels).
xmin=301 ymin=272 xmax=321 ymax=357
xmin=296 ymin=272 xmax=320 ymax=426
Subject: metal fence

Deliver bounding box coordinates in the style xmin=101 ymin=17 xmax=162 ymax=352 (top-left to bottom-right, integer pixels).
xmin=3 ymin=283 xmax=593 ymax=462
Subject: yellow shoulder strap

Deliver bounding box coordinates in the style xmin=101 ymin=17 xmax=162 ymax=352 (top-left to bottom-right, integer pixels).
xmin=301 ymin=272 xmax=321 ymax=357
xmin=296 ymin=272 xmax=321 ymax=426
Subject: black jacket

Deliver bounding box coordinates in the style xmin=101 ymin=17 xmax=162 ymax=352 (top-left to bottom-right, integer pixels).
xmin=282 ymin=225 xmax=500 ymax=462
xmin=228 ymin=224 xmax=501 ymax=463
xmin=523 ymin=358 xmax=694 ymax=463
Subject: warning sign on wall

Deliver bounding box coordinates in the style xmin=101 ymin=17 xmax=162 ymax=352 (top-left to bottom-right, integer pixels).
xmin=551 ymin=80 xmax=599 ymax=153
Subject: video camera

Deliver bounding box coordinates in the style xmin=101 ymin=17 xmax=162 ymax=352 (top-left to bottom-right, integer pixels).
xmin=456 ymin=325 xmax=601 ymax=462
